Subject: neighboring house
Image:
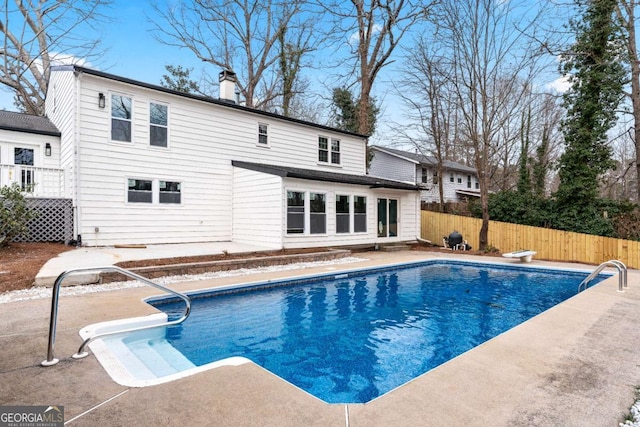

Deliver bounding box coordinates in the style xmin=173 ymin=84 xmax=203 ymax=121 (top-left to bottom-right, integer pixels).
xmin=0 ymin=65 xmax=422 ymax=248
xmin=369 ymin=146 xmax=479 ymax=203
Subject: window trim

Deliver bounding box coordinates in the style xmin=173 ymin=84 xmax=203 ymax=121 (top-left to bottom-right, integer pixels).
xmin=336 ymin=194 xmax=350 ymax=234
xmin=149 ymin=101 xmax=169 ymax=148
xmin=110 ymin=93 xmax=133 ymax=143
xmin=353 ymin=195 xmax=367 ymax=233
xmin=257 ymin=122 xmax=269 ymax=146
xmin=286 ymin=190 xmax=306 ymax=234
xmin=127 ymin=178 xmax=153 ymax=204
xmin=309 ymin=192 xmax=327 ymax=235
xmin=318 ymin=136 xmax=341 ymax=166
xmin=159 ymin=180 xmax=182 ymax=204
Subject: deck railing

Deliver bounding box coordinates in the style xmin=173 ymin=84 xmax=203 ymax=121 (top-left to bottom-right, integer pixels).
xmin=0 ymin=164 xmax=65 ymax=198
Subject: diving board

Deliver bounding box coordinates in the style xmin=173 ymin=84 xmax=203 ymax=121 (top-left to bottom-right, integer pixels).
xmin=502 ymin=250 xmax=537 ymax=263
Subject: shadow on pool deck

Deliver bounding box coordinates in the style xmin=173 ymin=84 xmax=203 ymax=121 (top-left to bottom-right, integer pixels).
xmin=1 ymin=250 xmax=640 ymax=426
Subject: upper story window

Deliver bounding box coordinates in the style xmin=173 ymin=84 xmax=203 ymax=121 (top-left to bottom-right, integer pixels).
xmin=331 ymin=139 xmax=340 ymax=164
xmin=421 ymin=168 xmax=428 ymax=184
xmin=14 ymin=147 xmax=34 ymax=191
xmin=111 ymin=94 xmax=132 ymax=142
xmin=159 ymin=181 xmax=181 ymax=204
xmin=14 ymin=148 xmax=34 ymax=165
xmin=432 ymin=170 xmax=438 ymax=184
xmin=467 ymin=175 xmax=472 ymax=188
xmin=150 ymin=102 xmax=168 ymax=147
xmin=258 ymin=123 xmax=269 ymax=145
xmin=318 ymin=136 xmax=340 ymax=165
xmin=457 ymin=176 xmax=462 ymax=184
xmin=318 ymin=137 xmax=328 ymax=162
xmin=475 ymin=181 xmax=479 ymax=189
xmin=450 ymin=173 xmax=454 ymax=183
xmin=128 ymin=179 xmax=152 ymax=203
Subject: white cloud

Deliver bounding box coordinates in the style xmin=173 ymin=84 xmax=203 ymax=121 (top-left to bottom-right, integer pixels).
xmin=349 ymin=24 xmax=383 ymax=45
xmin=545 ymin=75 xmax=571 ymax=94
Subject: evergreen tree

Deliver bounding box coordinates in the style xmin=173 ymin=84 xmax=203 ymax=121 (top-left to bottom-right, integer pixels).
xmin=556 ymin=0 xmax=626 ymax=213
xmin=331 ymin=87 xmax=379 ymax=135
xmin=160 ymin=65 xmax=201 ymax=94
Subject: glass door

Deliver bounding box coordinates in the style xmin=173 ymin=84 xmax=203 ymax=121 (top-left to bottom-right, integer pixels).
xmin=377 ymin=198 xmax=398 ymax=237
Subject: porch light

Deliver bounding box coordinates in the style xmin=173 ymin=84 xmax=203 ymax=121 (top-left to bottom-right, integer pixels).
xmin=45 ymin=143 xmax=51 ymax=157
xmin=98 ymin=92 xmax=106 ymax=108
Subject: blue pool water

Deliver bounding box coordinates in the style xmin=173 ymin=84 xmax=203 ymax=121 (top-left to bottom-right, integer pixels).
xmin=145 ymin=260 xmax=607 ymax=403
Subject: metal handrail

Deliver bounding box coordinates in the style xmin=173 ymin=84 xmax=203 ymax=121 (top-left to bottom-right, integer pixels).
xmin=41 ymin=266 xmax=191 ymax=366
xmin=577 ymin=260 xmax=627 ymax=293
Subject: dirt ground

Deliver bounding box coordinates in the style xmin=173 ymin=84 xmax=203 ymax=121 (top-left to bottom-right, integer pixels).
xmin=0 ymin=242 xmax=503 ymax=295
xmin=0 ymin=242 xmax=72 ymax=293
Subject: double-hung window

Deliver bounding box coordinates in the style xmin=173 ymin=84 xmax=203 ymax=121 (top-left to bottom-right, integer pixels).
xmin=128 ymin=179 xmax=152 ymax=203
xmin=310 ymin=193 xmax=326 ymax=234
xmin=159 ymin=181 xmax=181 ymax=204
xmin=287 ymin=191 xmax=305 ymax=234
xmin=318 ymin=136 xmax=340 ymax=165
xmin=421 ymin=168 xmax=428 ymax=184
xmin=336 ymin=195 xmax=350 ymax=233
xmin=150 ymin=103 xmax=168 ymax=147
xmin=318 ymin=137 xmax=329 ymax=162
xmin=111 ymin=94 xmax=132 ymax=142
xmin=467 ymin=175 xmax=472 ymax=188
xmin=331 ymin=139 xmax=340 ymax=164
xmin=354 ymin=196 xmax=367 ymax=233
xmin=258 ymin=123 xmax=269 ymax=145
xmin=450 ymin=173 xmax=454 ymax=183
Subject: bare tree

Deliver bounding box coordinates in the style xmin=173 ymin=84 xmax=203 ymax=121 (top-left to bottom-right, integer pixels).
xmin=616 ymin=1 xmax=640 ymax=201
xmin=0 ymin=0 xmax=111 ymax=115
xmin=152 ymin=0 xmax=315 ymax=110
xmin=322 ymin=0 xmax=433 ymax=136
xmin=395 ymin=36 xmax=461 ymax=208
xmin=426 ymin=0 xmax=551 ymax=250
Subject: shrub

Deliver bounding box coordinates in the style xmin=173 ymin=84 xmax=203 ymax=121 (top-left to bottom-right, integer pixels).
xmin=0 ymin=183 xmax=37 ymax=247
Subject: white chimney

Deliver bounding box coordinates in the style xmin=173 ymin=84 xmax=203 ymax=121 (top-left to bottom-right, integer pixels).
xmin=219 ymin=70 xmax=237 ymax=103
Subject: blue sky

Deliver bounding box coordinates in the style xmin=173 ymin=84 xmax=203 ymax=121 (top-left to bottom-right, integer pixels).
xmin=0 ymin=2 xmax=203 ymax=111
xmin=0 ymin=0 xmax=568 ymax=147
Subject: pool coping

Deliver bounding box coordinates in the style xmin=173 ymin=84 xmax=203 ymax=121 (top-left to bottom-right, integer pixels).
xmin=2 ymin=250 xmax=640 ymax=426
xmin=84 ymin=257 xmax=613 ymax=397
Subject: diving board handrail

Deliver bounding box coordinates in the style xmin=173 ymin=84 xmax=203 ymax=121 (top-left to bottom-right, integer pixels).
xmin=577 ymin=260 xmax=627 ymax=293
xmin=41 ymin=266 xmax=191 ymax=367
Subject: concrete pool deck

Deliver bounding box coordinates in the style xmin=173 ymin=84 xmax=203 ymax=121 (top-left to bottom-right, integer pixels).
xmin=1 ymin=248 xmax=640 ymax=426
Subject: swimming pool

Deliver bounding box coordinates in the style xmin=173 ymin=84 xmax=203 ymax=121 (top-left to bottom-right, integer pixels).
xmin=87 ymin=259 xmax=609 ymax=404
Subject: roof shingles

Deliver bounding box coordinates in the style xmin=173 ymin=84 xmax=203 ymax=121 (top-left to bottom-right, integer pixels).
xmin=0 ymin=110 xmax=60 ymax=136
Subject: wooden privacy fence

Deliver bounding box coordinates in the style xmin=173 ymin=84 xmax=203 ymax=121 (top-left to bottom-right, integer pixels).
xmin=421 ymin=211 xmax=640 ymax=269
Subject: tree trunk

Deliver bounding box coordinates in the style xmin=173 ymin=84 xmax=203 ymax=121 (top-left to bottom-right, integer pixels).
xmin=628 ymin=7 xmax=640 ymax=201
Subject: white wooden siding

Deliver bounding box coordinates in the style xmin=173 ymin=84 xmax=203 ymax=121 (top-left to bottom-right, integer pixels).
xmin=232 ymin=167 xmax=283 ymax=248
xmin=47 ymin=68 xmax=415 ymax=246
xmin=46 ymin=69 xmax=77 ymax=199
xmin=281 ymin=178 xmax=419 ymax=249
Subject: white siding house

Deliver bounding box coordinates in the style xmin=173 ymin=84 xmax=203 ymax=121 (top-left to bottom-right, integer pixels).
xmin=33 ymin=65 xmax=420 ymax=247
xmin=369 ymin=146 xmax=479 ymax=203
xmin=0 ymin=111 xmax=65 ymax=198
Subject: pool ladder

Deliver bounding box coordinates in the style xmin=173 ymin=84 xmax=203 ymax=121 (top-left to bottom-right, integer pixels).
xmin=577 ymin=260 xmax=627 ymax=293
xmin=41 ymin=266 xmax=191 ymax=367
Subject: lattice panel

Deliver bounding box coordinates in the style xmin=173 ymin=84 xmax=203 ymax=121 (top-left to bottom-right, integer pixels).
xmin=14 ymin=198 xmax=74 ymax=243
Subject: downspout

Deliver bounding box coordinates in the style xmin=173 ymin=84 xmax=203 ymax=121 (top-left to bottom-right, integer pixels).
xmin=73 ymin=70 xmax=82 ymax=245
